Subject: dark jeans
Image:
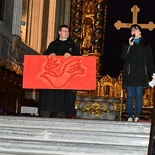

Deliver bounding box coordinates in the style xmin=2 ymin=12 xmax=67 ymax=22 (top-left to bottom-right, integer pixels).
xmin=126 ymin=86 xmax=144 ymax=118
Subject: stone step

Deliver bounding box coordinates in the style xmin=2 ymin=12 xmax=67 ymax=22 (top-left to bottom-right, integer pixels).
xmin=0 ymin=116 xmax=151 ymax=134
xmin=0 ymin=116 xmax=151 ymax=155
xmin=0 ymin=126 xmax=149 ymax=146
xmin=0 ymin=140 xmax=148 ymax=155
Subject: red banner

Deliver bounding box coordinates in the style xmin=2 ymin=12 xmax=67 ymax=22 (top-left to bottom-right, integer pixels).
xmin=23 ymin=55 xmax=96 ymax=90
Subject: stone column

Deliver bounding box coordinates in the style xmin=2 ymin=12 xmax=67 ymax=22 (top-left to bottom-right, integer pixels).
xmin=46 ymin=0 xmax=56 ymax=47
xmin=29 ymin=0 xmax=44 ymax=53
xmin=64 ymin=0 xmax=71 ymax=27
xmin=54 ymin=0 xmax=71 ymax=38
xmin=12 ymin=0 xmax=23 ymax=35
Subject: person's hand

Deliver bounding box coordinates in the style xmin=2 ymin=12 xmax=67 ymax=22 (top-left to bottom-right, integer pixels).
xmin=64 ymin=52 xmax=71 ymax=58
xmin=50 ymin=53 xmax=56 ymax=57
xmin=129 ymin=37 xmax=134 ymax=46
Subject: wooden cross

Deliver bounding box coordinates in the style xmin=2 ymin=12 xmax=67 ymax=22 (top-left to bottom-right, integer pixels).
xmin=114 ymin=5 xmax=155 ymax=31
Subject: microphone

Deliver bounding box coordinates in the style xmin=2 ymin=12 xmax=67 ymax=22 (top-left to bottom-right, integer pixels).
xmin=131 ymin=34 xmax=135 ymax=42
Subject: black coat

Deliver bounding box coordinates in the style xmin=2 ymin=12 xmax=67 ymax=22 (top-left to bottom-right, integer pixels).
xmin=43 ymin=37 xmax=80 ymax=56
xmin=39 ymin=38 xmax=80 ymax=116
xmin=121 ymin=37 xmax=155 ymax=88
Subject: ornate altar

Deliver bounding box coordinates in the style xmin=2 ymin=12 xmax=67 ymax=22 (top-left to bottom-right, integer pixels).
xmin=70 ymin=0 xmax=153 ymax=120
xmin=71 ymin=0 xmax=107 ymax=75
xmin=76 ymin=73 xmax=123 ymax=120
xmin=76 ymin=72 xmax=154 ymax=120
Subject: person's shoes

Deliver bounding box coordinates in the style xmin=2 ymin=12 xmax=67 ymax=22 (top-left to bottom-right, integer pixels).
xmin=49 ymin=115 xmax=57 ymax=118
xmin=40 ymin=111 xmax=51 ymax=117
xmin=65 ymin=115 xmax=74 ymax=119
xmin=134 ymin=117 xmax=139 ymax=122
xmin=127 ymin=117 xmax=133 ymax=121
xmin=49 ymin=112 xmax=57 ymax=118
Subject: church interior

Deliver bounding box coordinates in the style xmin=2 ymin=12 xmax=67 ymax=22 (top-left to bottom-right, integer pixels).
xmin=0 ymin=0 xmax=155 ymax=154
xmin=0 ymin=0 xmax=154 ymax=120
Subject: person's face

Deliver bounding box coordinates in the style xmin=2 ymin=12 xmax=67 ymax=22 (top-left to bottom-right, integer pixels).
xmin=131 ymin=28 xmax=141 ymax=38
xmin=59 ymin=27 xmax=69 ymax=40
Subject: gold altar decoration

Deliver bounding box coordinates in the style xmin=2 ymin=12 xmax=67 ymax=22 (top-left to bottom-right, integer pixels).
xmin=12 ymin=35 xmax=21 ymax=52
xmin=89 ymin=52 xmax=101 ymax=76
xmin=0 ymin=58 xmax=23 ymax=75
xmin=70 ymin=0 xmax=107 ymax=77
xmin=114 ymin=5 xmax=155 ymax=31
xmin=83 ymin=102 xmax=110 ymax=116
xmin=71 ymin=0 xmax=107 ymax=76
xmin=76 ymin=72 xmax=154 ymax=119
xmin=78 ymin=72 xmax=154 ymax=107
xmin=71 ymin=0 xmax=107 ymax=55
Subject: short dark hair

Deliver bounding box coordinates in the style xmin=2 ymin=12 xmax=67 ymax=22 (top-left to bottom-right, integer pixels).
xmin=58 ymin=25 xmax=69 ymax=31
xmin=130 ymin=24 xmax=142 ymax=32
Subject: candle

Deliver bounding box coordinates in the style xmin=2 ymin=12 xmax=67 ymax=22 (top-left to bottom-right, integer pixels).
xmin=121 ymin=89 xmax=123 ymax=97
xmin=16 ymin=98 xmax=18 ymax=113
xmin=32 ymin=89 xmax=36 ymax=100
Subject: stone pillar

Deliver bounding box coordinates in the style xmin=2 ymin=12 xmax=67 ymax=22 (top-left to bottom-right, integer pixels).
xmin=12 ymin=0 xmax=23 ymax=36
xmin=46 ymin=0 xmax=56 ymax=47
xmin=64 ymin=0 xmax=71 ymax=27
xmin=29 ymin=0 xmax=44 ymax=53
xmin=54 ymin=0 xmax=71 ymax=38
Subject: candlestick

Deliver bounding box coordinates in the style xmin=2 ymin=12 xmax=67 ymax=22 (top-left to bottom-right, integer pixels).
xmin=121 ymin=89 xmax=123 ymax=98
xmin=16 ymin=99 xmax=18 ymax=113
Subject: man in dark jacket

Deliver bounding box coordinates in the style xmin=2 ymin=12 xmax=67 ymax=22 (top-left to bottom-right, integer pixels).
xmin=121 ymin=24 xmax=154 ymax=122
xmin=39 ymin=25 xmax=80 ymax=118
